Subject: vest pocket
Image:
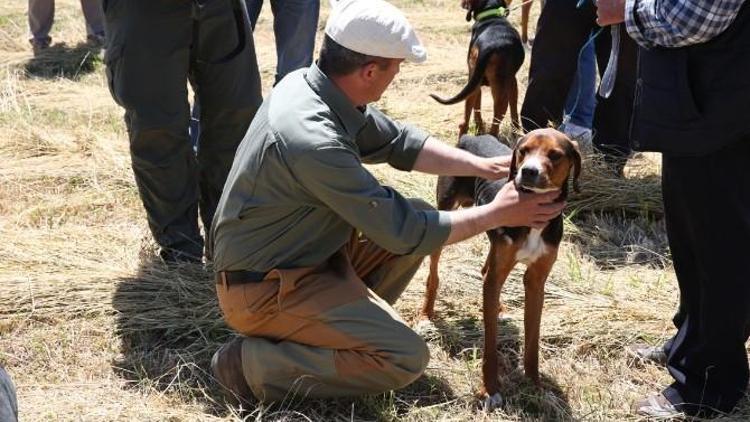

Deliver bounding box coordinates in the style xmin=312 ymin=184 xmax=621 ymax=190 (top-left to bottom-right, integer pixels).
xmin=635 ymin=48 xmax=701 ymax=125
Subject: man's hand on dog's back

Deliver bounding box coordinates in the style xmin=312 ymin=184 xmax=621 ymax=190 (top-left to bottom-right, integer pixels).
xmin=476 ymin=155 xmax=513 ymax=180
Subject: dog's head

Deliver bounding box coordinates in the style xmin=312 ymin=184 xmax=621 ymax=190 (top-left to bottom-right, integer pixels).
xmin=462 ymin=0 xmax=510 ymax=21
xmin=508 ymin=128 xmax=582 ymax=195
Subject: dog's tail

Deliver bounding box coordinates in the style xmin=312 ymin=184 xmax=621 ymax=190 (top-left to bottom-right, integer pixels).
xmin=429 ymin=49 xmax=493 ymax=105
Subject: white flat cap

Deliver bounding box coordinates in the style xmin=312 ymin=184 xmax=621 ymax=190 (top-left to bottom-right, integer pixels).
xmin=325 ymin=0 xmax=427 ymax=64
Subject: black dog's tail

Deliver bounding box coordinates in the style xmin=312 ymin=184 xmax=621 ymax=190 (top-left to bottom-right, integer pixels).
xmin=429 ymin=49 xmax=493 ymax=105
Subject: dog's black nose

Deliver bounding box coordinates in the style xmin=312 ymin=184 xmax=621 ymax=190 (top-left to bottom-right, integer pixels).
xmin=521 ymin=167 xmax=539 ymax=179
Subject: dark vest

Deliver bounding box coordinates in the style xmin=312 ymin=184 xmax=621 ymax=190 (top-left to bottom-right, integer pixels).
xmin=630 ymin=3 xmax=750 ymax=156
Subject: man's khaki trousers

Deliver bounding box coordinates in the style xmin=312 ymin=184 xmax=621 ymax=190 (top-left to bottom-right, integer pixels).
xmin=216 ymin=233 xmax=429 ymax=401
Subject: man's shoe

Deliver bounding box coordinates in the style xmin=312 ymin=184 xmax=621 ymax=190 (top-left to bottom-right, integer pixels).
xmin=30 ymin=37 xmax=51 ymax=55
xmin=634 ymin=393 xmax=683 ymax=418
xmin=159 ymin=247 xmax=202 ymax=265
xmin=628 ymin=343 xmax=668 ymax=366
xmin=211 ymin=337 xmax=254 ymax=406
xmin=86 ymin=33 xmax=106 ymax=48
xmin=560 ymin=121 xmax=593 ymax=152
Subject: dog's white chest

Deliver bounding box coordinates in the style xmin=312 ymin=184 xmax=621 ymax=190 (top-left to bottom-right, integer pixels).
xmin=515 ymin=229 xmax=547 ymax=265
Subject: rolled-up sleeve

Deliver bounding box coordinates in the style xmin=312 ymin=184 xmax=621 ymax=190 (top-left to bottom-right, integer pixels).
xmin=357 ymin=107 xmax=430 ymax=171
xmin=293 ymin=144 xmax=451 ymax=255
xmin=625 ymin=0 xmax=746 ymax=49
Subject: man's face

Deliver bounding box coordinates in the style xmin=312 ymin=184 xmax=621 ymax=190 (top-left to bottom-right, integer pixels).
xmin=363 ymin=58 xmax=403 ymax=102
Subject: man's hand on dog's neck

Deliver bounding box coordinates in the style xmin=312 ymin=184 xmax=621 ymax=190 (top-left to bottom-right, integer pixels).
xmin=443 ymin=183 xmax=564 ymax=246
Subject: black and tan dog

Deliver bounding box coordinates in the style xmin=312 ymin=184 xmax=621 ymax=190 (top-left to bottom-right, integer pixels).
xmin=431 ymin=0 xmax=525 ymax=138
xmin=419 ymin=129 xmax=581 ymax=409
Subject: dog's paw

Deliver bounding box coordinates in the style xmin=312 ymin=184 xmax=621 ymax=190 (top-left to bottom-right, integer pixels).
xmin=483 ymin=392 xmax=504 ymax=412
xmin=414 ymin=319 xmax=438 ymax=339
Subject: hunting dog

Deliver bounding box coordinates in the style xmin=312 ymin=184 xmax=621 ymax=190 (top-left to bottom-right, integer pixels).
xmin=431 ymin=0 xmax=525 ymax=138
xmin=419 ymin=129 xmax=581 ymax=409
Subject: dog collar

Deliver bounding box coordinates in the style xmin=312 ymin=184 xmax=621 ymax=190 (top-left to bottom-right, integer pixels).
xmin=475 ymin=7 xmax=508 ymax=21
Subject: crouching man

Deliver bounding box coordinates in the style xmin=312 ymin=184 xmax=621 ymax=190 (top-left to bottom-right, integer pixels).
xmin=209 ymin=0 xmax=564 ymax=402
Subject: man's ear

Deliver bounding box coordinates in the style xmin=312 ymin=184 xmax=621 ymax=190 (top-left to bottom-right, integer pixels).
xmin=360 ymin=61 xmax=378 ymax=81
xmin=568 ymin=139 xmax=582 ymax=193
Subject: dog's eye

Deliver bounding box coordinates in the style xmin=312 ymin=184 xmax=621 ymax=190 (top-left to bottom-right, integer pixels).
xmin=548 ymin=150 xmax=563 ymax=161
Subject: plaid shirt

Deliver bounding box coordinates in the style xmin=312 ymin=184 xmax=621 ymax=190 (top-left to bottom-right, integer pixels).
xmin=625 ymin=0 xmax=747 ymax=48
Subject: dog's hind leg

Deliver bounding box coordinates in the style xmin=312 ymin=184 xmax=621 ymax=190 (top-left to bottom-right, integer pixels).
xmin=419 ymin=176 xmax=465 ymax=323
xmin=460 ymin=89 xmax=481 ymax=137
xmin=522 ymin=249 xmax=557 ymax=385
xmin=473 ymin=87 xmax=485 ymax=134
xmin=521 ymin=1 xmax=532 ymax=45
xmin=419 ymin=246 xmax=443 ymax=322
xmin=487 ymin=66 xmax=510 ymax=138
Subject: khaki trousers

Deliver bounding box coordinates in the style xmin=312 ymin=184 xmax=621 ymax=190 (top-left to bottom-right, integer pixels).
xmin=216 ymin=233 xmax=428 ymax=402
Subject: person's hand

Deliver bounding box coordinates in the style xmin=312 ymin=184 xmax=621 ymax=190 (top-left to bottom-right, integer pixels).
xmin=475 ymin=155 xmax=511 ymax=180
xmin=491 ymin=183 xmax=565 ymax=229
xmin=595 ymin=0 xmax=626 ymax=26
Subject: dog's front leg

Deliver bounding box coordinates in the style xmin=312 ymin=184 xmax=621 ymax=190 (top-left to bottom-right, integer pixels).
xmin=522 ymin=249 xmax=557 ymax=384
xmin=481 ymin=241 xmax=515 ymax=411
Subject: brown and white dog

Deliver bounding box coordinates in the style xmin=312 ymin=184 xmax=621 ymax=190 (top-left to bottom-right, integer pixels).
xmin=419 ymin=128 xmax=581 ymax=410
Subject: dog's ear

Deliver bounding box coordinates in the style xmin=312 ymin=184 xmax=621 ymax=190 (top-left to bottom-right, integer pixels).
xmin=465 ymin=8 xmax=472 ymax=21
xmin=568 ymin=139 xmax=582 ymax=193
xmin=508 ymin=136 xmax=523 ymax=183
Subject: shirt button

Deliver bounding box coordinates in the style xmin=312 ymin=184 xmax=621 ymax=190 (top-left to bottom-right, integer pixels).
xmin=369 ymin=200 xmax=379 ymax=208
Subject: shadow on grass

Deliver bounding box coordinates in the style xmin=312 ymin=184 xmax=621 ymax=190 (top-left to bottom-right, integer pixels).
xmin=426 ymin=315 xmax=573 ymax=419
xmin=111 ymin=254 xmax=460 ymax=419
xmin=111 ymin=254 xmax=234 ymax=416
xmin=24 ymin=42 xmax=102 ymax=80
xmin=568 ymin=207 xmax=670 ymax=270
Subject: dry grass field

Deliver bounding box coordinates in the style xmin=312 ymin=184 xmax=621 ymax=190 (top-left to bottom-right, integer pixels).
xmin=1 ymin=0 xmax=748 ymax=420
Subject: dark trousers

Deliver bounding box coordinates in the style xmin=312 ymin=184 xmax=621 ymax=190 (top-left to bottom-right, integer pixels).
xmin=0 ymin=367 xmax=18 ymax=422
xmin=660 ymin=140 xmax=750 ymax=414
xmin=521 ymin=0 xmax=636 ymax=159
xmin=103 ymin=0 xmax=263 ymax=261
xmin=245 ymin=0 xmax=319 ymax=85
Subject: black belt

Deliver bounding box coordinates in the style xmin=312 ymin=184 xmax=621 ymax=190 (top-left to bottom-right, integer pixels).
xmin=216 ymin=270 xmax=268 ymax=286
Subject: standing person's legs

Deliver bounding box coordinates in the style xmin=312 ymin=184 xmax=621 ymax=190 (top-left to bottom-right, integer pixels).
xmin=245 ymin=0 xmax=264 ymax=29
xmin=521 ymin=0 xmax=594 ymax=132
xmin=659 ymin=140 xmax=750 ymax=415
xmin=104 ymin=0 xmax=203 ymax=262
xmin=191 ymin=0 xmax=263 ymax=236
xmin=28 ymin=0 xmax=54 ymax=48
xmin=269 ymin=0 xmax=319 ymax=84
xmin=592 ymin=24 xmax=637 ymax=168
xmin=0 ymin=367 xmax=18 ymax=422
xmin=563 ymin=35 xmax=597 ymax=127
xmin=79 ymin=0 xmax=105 ymax=42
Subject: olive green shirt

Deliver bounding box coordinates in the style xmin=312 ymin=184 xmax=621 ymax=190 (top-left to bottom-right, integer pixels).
xmin=210 ymin=64 xmax=451 ymax=272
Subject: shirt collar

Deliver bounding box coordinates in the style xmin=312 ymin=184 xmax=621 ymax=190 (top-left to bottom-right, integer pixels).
xmin=305 ymin=63 xmax=368 ymax=138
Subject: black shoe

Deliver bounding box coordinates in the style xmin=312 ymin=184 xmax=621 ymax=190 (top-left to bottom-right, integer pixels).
xmin=86 ymin=33 xmax=106 ymax=48
xmin=30 ymin=37 xmax=51 ymax=55
xmin=159 ymin=247 xmax=202 ymax=265
xmin=211 ymin=337 xmax=255 ymax=406
xmin=628 ymin=343 xmax=668 ymax=366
